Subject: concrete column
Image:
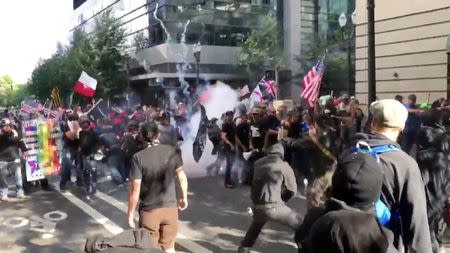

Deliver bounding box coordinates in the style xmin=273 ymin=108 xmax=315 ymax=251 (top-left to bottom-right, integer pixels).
xmin=283 ymin=0 xmax=301 ymax=72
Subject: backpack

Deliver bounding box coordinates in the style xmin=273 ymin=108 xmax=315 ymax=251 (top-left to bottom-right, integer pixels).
xmin=351 ymin=141 xmax=401 ymax=226
xmin=85 ymin=229 xmax=163 ymax=253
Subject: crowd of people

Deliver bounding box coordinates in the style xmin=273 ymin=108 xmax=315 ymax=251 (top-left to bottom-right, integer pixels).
xmin=0 ymin=91 xmax=449 ymax=253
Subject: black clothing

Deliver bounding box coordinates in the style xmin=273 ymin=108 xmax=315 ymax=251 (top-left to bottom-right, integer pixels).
xmin=240 ymin=143 xmax=301 ymax=249
xmin=60 ymin=122 xmax=80 ymax=151
xmin=130 ymin=145 xmax=183 ymax=211
xmin=332 ymin=152 xmax=383 ymax=209
xmin=0 ymin=129 xmax=27 ymax=162
xmin=240 ymin=204 xmax=302 ymax=248
xmin=296 ymin=198 xmax=397 ymax=253
xmin=221 ymin=122 xmax=236 ymax=148
xmin=79 ymin=129 xmax=100 ymax=156
xmin=259 ymin=115 xmax=280 ymax=145
xmin=250 ymin=123 xmax=264 ymax=150
xmin=207 ymin=121 xmax=221 ymax=155
xmin=251 ymin=143 xmax=297 ymax=206
xmin=287 ymin=120 xmax=302 ymax=139
xmin=236 ymin=122 xmax=251 ymax=150
xmin=353 ymin=133 xmax=432 ymax=252
xmin=224 ymin=149 xmax=235 ymax=186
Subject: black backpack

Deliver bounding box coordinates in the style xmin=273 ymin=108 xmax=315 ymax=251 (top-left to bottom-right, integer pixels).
xmin=85 ymin=229 xmax=164 ymax=253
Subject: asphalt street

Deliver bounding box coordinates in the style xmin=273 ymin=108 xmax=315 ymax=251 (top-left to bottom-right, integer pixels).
xmin=0 ymin=150 xmax=449 ymax=253
xmin=0 ymin=158 xmax=306 ymax=253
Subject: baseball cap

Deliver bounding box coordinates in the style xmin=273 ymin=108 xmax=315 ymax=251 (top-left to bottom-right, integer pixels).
xmin=370 ymin=99 xmax=408 ymax=129
xmin=1 ymin=118 xmax=11 ymax=127
xmin=332 ymin=152 xmax=383 ymax=210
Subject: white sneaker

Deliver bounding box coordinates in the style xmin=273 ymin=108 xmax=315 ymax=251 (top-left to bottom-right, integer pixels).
xmin=17 ymin=191 xmax=25 ymax=199
xmin=1 ymin=195 xmax=9 ymax=202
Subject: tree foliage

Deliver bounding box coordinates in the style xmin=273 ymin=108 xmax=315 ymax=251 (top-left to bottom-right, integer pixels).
xmin=238 ymin=13 xmax=284 ymax=80
xmin=28 ymin=9 xmax=127 ymax=105
xmin=0 ymin=75 xmax=28 ymax=106
xmin=298 ymin=24 xmax=355 ymax=96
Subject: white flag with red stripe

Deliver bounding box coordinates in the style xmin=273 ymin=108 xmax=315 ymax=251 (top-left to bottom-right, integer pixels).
xmin=250 ymin=84 xmax=263 ymax=105
xmin=301 ymin=56 xmax=326 ymax=107
xmin=74 ymin=71 xmax=97 ymax=97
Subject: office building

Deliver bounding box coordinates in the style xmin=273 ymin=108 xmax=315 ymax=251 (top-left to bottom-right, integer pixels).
xmin=72 ymin=0 xmax=275 ymax=105
xmin=355 ymin=0 xmax=450 ymax=107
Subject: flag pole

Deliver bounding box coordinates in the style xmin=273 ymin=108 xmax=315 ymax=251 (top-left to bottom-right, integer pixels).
xmin=68 ymin=92 xmax=74 ymax=109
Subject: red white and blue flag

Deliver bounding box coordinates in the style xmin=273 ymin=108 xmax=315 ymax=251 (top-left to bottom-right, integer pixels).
xmin=21 ymin=104 xmax=37 ymax=114
xmin=301 ymin=56 xmax=326 ymax=107
xmin=259 ymin=78 xmax=277 ymax=99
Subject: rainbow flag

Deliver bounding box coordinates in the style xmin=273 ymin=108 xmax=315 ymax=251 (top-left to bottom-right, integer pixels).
xmin=23 ymin=119 xmax=62 ymax=181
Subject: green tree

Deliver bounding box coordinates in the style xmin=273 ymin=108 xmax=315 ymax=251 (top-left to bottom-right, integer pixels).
xmin=28 ymin=9 xmax=128 ymax=105
xmin=298 ymin=24 xmax=354 ymax=96
xmin=0 ymin=75 xmax=28 ymax=106
xmin=238 ymin=13 xmax=284 ymax=82
xmin=91 ymin=8 xmax=127 ymax=96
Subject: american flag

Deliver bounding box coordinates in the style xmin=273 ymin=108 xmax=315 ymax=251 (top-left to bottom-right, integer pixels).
xmin=258 ymin=78 xmax=277 ymax=100
xmin=21 ymin=104 xmax=37 ymax=114
xmin=301 ymin=56 xmax=326 ymax=107
xmin=37 ymin=103 xmax=44 ymax=112
xmin=43 ymin=108 xmax=57 ymax=118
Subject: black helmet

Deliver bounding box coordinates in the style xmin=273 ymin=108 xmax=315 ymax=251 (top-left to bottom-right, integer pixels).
xmin=1 ymin=118 xmax=11 ymax=127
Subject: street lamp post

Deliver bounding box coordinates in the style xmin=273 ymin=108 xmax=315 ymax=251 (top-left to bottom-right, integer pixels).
xmin=367 ymin=0 xmax=376 ymax=105
xmin=193 ymin=43 xmax=201 ymax=88
xmin=339 ymin=11 xmax=356 ymax=96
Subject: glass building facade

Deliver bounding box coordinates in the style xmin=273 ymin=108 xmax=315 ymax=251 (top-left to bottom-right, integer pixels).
xmin=145 ymin=0 xmax=275 ymax=48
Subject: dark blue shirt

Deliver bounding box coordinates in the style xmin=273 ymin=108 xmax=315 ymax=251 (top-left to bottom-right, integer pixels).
xmin=405 ymin=103 xmax=421 ymax=132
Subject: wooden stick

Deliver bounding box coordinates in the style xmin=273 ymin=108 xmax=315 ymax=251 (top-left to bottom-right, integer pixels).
xmin=84 ymin=98 xmax=103 ymax=115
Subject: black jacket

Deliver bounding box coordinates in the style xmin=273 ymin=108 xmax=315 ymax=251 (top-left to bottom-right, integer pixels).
xmin=296 ymin=198 xmax=398 ymax=253
xmin=0 ymin=129 xmax=27 ymax=162
xmin=79 ymin=129 xmax=100 ymax=156
xmin=353 ymin=133 xmax=432 ymax=253
xmin=251 ymin=143 xmax=297 ymax=205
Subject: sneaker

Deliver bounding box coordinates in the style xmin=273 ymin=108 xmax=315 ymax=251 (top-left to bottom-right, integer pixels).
xmin=225 ymin=184 xmax=236 ymax=189
xmin=1 ymin=195 xmax=9 ymax=202
xmin=17 ymin=191 xmax=25 ymax=199
xmin=238 ymin=247 xmax=260 ymax=253
xmin=60 ymin=185 xmax=68 ymax=192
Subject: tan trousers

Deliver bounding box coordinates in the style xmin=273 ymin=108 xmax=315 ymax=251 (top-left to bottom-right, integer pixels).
xmin=139 ymin=207 xmax=179 ymax=250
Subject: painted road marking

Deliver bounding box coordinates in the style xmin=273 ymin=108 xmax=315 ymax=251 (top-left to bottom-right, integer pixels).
xmin=56 ymin=189 xmax=124 ymax=235
xmin=95 ymin=190 xmax=213 ymax=253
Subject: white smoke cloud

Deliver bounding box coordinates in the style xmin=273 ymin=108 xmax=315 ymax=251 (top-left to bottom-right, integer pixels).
xmin=180 ymin=81 xmax=239 ymax=177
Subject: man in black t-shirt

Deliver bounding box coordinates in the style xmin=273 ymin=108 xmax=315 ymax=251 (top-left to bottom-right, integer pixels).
xmin=221 ymin=111 xmax=237 ymax=188
xmin=127 ymin=122 xmax=188 ymax=253
xmin=59 ymin=113 xmax=81 ymax=191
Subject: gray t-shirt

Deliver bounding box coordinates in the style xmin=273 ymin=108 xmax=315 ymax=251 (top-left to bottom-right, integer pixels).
xmin=130 ymin=144 xmax=183 ymax=211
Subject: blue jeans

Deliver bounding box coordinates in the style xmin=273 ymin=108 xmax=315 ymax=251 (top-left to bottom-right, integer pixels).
xmin=59 ymin=149 xmax=82 ymax=188
xmin=0 ymin=160 xmax=23 ymax=197
xmin=80 ymin=156 xmax=97 ymax=194
xmin=108 ymin=148 xmax=126 ymax=184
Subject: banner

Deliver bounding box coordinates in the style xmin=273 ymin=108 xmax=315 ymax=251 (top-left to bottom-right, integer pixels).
xmin=22 ymin=119 xmax=62 ymax=182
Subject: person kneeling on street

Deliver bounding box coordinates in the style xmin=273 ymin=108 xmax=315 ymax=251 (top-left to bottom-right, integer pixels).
xmin=295 ymin=152 xmax=398 ymax=253
xmin=238 ymin=140 xmax=302 ymax=253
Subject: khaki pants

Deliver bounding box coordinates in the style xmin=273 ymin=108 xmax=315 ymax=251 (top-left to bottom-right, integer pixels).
xmin=139 ymin=207 xmax=179 ymax=250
